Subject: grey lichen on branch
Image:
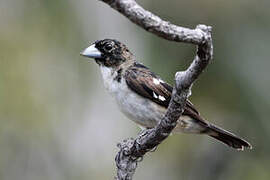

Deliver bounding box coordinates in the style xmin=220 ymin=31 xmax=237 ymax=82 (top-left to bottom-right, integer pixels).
xmin=99 ymin=0 xmax=213 ymax=179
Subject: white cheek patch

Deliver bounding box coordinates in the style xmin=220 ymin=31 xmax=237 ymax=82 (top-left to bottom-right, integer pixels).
xmin=158 ymin=95 xmax=166 ymax=101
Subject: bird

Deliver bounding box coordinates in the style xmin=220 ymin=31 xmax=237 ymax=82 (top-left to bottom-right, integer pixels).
xmin=80 ymin=39 xmax=252 ymax=151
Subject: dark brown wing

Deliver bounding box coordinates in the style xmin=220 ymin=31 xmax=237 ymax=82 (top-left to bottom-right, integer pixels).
xmin=125 ymin=63 xmax=171 ymax=107
xmin=124 ymin=63 xmax=203 ymax=121
xmin=125 ymin=64 xmax=253 ymax=150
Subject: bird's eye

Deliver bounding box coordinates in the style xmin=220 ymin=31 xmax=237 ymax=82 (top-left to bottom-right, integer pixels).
xmin=104 ymin=43 xmax=113 ymax=51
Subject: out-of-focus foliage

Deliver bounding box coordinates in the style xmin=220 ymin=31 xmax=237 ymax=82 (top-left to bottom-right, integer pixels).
xmin=0 ymin=0 xmax=269 ymax=179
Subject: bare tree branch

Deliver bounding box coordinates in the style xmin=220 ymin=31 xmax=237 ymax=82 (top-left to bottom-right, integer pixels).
xmin=100 ymin=0 xmax=207 ymax=45
xmin=99 ymin=0 xmax=213 ymax=179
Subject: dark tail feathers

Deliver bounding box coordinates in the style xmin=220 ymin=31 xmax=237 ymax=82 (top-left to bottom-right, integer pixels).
xmin=206 ymin=124 xmax=252 ymax=151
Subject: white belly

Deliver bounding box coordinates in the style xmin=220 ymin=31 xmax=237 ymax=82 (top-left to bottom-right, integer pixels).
xmin=100 ymin=66 xmax=165 ymax=128
xmin=99 ymin=66 xmax=201 ymax=133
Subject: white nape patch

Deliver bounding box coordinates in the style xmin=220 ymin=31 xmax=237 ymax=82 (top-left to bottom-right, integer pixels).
xmin=153 ymin=78 xmax=160 ymax=85
xmin=153 ymin=92 xmax=158 ymax=99
xmin=158 ymin=95 xmax=166 ymax=101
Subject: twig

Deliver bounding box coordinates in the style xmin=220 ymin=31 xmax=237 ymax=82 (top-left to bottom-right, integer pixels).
xmin=99 ymin=0 xmax=213 ymax=179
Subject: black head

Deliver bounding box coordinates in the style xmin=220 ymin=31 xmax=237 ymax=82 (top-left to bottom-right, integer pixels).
xmin=80 ymin=39 xmax=133 ymax=68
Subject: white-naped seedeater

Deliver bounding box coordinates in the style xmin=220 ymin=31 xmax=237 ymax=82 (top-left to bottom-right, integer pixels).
xmin=80 ymin=39 xmax=252 ymax=150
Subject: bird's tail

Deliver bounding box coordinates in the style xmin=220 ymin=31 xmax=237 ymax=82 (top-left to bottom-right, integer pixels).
xmin=206 ymin=123 xmax=252 ymax=150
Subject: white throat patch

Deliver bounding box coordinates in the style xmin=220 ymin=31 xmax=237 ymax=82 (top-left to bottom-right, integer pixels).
xmin=99 ymin=66 xmax=124 ymax=95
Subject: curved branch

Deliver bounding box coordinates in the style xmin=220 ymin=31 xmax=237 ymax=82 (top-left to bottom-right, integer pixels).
xmin=100 ymin=0 xmax=207 ymax=45
xmin=99 ymin=0 xmax=213 ymax=179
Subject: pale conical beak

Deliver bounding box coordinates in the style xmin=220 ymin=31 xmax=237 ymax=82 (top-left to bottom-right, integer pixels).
xmin=80 ymin=44 xmax=102 ymax=58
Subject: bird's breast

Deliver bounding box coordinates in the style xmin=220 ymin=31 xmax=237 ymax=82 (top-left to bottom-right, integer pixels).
xmin=99 ymin=66 xmax=165 ymax=128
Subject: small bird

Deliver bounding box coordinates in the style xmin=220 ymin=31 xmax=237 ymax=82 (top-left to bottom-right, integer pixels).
xmin=80 ymin=39 xmax=252 ymax=150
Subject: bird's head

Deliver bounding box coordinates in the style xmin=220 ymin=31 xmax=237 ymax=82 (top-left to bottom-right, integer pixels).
xmin=80 ymin=39 xmax=133 ymax=68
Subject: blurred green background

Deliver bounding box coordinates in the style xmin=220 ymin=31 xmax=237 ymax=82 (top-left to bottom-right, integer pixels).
xmin=1 ymin=0 xmax=270 ymax=179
